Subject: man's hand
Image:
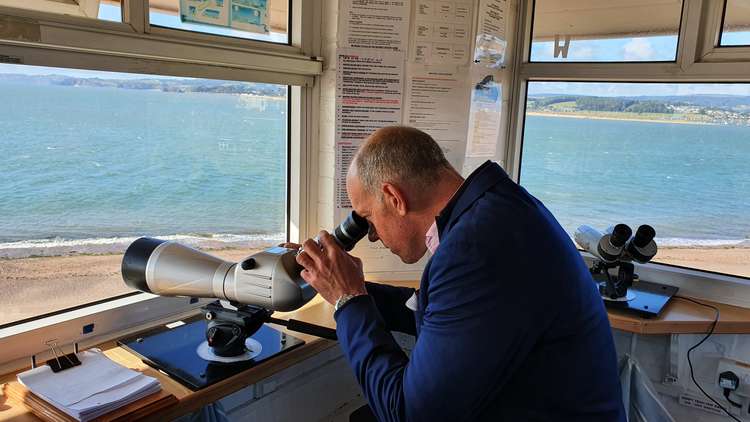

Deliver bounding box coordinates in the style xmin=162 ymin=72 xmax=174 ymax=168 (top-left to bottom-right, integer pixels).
xmin=295 ymin=231 xmax=367 ymax=305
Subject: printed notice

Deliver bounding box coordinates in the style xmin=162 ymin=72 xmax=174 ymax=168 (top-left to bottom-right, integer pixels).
xmin=467 ymin=72 xmax=502 ymax=157
xmin=474 ymin=0 xmax=508 ymax=67
xmin=335 ymin=50 xmax=405 ymax=208
xmin=411 ymin=0 xmax=474 ymax=65
xmin=338 ymin=0 xmax=411 ymax=51
xmin=404 ymin=65 xmax=470 ymax=169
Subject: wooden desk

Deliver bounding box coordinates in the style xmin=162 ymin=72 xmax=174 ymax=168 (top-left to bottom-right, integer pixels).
xmin=0 ymin=295 xmax=339 ymax=422
xmin=3 ymin=280 xmax=750 ymax=421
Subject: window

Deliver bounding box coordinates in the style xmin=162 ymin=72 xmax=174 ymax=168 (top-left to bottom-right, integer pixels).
xmin=720 ymin=0 xmax=750 ymax=46
xmin=0 ymin=0 xmax=122 ymax=22
xmin=530 ymin=0 xmax=682 ymax=62
xmin=149 ymin=0 xmax=289 ymax=44
xmin=0 ymin=63 xmax=289 ymax=327
xmin=519 ymin=82 xmax=750 ymax=279
xmin=99 ymin=0 xmax=123 ymax=22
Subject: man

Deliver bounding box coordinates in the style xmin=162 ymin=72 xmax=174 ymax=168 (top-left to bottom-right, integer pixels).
xmin=295 ymin=126 xmax=624 ymax=421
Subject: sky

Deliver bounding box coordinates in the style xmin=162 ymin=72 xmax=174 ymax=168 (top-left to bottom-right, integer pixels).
xmin=1 ymin=4 xmax=750 ymax=97
xmin=528 ymin=33 xmax=750 ymax=96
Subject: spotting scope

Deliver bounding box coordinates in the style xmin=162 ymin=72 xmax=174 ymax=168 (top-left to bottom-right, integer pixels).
xmin=121 ymin=211 xmax=370 ymax=312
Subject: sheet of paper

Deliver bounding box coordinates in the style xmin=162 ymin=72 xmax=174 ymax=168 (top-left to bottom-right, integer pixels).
xmin=467 ymin=70 xmax=503 ymax=158
xmin=69 ymin=375 xmax=158 ymax=411
xmin=474 ymin=0 xmax=509 ymax=68
xmin=403 ymin=65 xmax=470 ymax=170
xmin=17 ymin=349 xmax=141 ymax=407
xmin=411 ymin=0 xmax=474 ymax=65
xmin=338 ymin=0 xmax=411 ymax=52
xmin=335 ymin=50 xmax=405 ymax=208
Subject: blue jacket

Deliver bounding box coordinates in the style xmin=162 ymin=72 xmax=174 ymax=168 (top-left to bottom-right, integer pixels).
xmin=335 ymin=161 xmax=625 ymax=421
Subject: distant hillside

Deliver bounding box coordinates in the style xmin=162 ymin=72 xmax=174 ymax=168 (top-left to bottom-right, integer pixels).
xmin=528 ymin=94 xmax=750 ymax=125
xmin=0 ymin=74 xmax=286 ymax=97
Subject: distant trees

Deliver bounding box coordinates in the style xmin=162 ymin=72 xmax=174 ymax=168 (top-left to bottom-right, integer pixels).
xmin=528 ymin=95 xmax=673 ymax=114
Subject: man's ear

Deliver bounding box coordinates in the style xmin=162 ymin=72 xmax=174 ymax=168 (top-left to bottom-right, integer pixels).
xmin=381 ymin=182 xmax=408 ymax=216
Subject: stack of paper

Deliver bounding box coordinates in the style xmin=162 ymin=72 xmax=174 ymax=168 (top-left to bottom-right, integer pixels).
xmin=17 ymin=348 xmax=161 ymax=421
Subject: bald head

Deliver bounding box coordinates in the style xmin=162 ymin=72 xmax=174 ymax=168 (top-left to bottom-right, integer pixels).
xmin=349 ymin=126 xmax=454 ymax=198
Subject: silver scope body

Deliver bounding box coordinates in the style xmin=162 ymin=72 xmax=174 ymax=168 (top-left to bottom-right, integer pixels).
xmin=122 ymin=211 xmax=370 ymax=312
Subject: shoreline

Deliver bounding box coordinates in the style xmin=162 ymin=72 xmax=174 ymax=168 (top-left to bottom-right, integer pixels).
xmin=1 ymin=246 xmax=748 ymax=325
xmin=527 ymin=111 xmax=718 ymax=126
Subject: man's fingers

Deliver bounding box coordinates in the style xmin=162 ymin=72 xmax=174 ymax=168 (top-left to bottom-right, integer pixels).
xmin=318 ymin=231 xmax=340 ymax=254
xmin=301 ymin=238 xmax=323 ymax=264
xmin=296 ymin=250 xmax=315 ymax=270
xmin=279 ymin=242 xmax=301 ymax=250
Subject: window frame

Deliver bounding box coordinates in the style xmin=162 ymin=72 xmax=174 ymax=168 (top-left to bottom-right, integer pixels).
xmin=0 ymin=0 xmax=321 ymax=369
xmin=527 ymin=0 xmax=686 ymax=64
xmin=698 ymin=0 xmax=750 ymax=60
xmin=504 ymin=0 xmax=750 ymax=309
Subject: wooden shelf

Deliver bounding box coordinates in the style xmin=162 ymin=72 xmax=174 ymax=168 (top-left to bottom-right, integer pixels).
xmin=607 ymin=296 xmax=750 ymax=335
xmin=280 ymin=280 xmax=750 ymax=336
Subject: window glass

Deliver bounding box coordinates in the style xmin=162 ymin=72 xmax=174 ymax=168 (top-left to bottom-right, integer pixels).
xmin=149 ymin=0 xmax=289 ymax=44
xmin=99 ymin=0 xmax=122 ymax=22
xmin=720 ymin=0 xmax=750 ymax=46
xmin=520 ymin=82 xmax=750 ymax=279
xmin=0 ymin=63 xmax=288 ymax=326
xmin=0 ymin=0 xmax=122 ymax=22
xmin=530 ymin=0 xmax=682 ymax=62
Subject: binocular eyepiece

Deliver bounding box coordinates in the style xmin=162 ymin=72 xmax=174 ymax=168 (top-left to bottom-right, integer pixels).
xmin=574 ymin=223 xmax=658 ymax=264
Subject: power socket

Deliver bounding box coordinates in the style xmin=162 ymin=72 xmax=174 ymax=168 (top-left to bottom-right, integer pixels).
xmin=718 ymin=358 xmax=750 ymax=400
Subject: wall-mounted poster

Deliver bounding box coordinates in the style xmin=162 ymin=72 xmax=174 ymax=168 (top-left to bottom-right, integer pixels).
xmin=180 ymin=0 xmax=269 ymax=34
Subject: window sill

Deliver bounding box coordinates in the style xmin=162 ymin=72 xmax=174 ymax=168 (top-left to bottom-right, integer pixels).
xmin=0 ymin=294 xmax=209 ymax=372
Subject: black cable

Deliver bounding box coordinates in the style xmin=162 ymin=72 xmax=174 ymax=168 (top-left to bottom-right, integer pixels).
xmin=724 ymin=388 xmax=743 ymax=408
xmin=675 ymin=296 xmax=741 ymax=422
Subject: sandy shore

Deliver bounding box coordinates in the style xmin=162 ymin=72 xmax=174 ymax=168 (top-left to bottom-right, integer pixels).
xmin=527 ymin=111 xmax=715 ymax=125
xmin=0 ymin=248 xmax=263 ymax=326
xmin=1 ymin=247 xmax=748 ymax=326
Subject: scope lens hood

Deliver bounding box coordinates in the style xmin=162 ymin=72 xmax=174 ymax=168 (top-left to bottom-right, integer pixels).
xmin=121 ymin=237 xmax=166 ymax=293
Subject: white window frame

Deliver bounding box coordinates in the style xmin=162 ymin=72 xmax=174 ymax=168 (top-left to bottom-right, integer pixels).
xmin=504 ymin=0 xmax=750 ymax=309
xmin=0 ymin=0 xmax=323 ymax=371
xmin=700 ymin=0 xmax=750 ymax=61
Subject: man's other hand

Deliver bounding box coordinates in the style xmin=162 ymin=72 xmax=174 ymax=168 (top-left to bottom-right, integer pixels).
xmin=295 ymin=231 xmax=367 ymax=305
xmin=279 ymin=242 xmax=302 ymax=250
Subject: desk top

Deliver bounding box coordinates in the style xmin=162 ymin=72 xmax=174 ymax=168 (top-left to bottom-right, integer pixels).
xmin=3 ymin=280 xmax=750 ymax=421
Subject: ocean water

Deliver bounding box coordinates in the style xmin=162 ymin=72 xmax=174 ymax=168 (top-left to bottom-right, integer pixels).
xmin=521 ymin=115 xmax=750 ymax=247
xmin=0 ymin=82 xmax=287 ymax=257
xmin=1 ymin=83 xmax=749 ymax=259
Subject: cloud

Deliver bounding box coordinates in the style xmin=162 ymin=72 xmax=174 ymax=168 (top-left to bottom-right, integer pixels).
xmin=623 ymin=38 xmax=655 ymax=61
xmin=570 ymin=45 xmax=595 ymax=60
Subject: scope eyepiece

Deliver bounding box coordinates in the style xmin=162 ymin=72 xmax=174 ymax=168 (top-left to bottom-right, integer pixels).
xmin=334 ymin=211 xmax=370 ymax=251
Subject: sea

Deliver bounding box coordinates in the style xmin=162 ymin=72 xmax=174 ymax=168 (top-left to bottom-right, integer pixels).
xmin=521 ymin=115 xmax=750 ymax=248
xmin=0 ymin=82 xmax=287 ymax=258
xmin=0 ymin=83 xmax=748 ymax=259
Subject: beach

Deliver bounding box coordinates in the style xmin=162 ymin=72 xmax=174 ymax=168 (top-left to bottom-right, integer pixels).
xmin=1 ymin=246 xmax=748 ymax=326
xmin=0 ymin=247 xmax=263 ymax=326
xmin=526 ymin=111 xmax=715 ymax=125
